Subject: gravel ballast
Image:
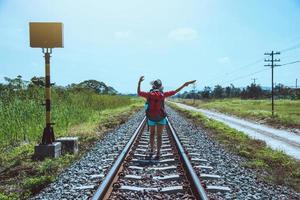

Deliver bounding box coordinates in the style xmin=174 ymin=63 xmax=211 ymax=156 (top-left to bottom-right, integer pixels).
xmin=31 ymin=111 xmax=144 ymax=200
xmin=166 ymin=107 xmax=300 ymax=200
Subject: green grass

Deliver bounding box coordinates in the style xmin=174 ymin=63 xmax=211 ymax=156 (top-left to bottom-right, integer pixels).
xmin=0 ymin=192 xmax=18 ymax=200
xmin=0 ymin=87 xmax=144 ymax=199
xmin=169 ymin=103 xmax=300 ymax=191
xmin=176 ymin=98 xmax=300 ymax=129
xmin=0 ymin=88 xmax=133 ymax=149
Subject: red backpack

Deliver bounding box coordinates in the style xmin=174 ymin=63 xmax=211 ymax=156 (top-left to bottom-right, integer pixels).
xmin=145 ymin=90 xmax=167 ymax=122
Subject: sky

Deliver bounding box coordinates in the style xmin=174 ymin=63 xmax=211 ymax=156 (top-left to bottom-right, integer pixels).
xmin=0 ymin=0 xmax=300 ymax=93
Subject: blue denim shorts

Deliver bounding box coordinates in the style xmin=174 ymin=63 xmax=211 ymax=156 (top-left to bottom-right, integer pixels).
xmin=147 ymin=118 xmax=167 ymax=126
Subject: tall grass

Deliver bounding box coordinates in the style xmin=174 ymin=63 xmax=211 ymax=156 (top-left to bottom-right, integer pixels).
xmin=0 ymin=87 xmax=131 ymax=150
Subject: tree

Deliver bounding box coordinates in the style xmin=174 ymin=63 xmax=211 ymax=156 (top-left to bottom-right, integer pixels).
xmin=241 ymin=84 xmax=263 ymax=99
xmin=274 ymin=83 xmax=290 ymax=98
xmin=68 ymin=80 xmax=118 ymax=94
xmin=225 ymin=86 xmax=231 ymax=98
xmin=201 ymin=86 xmax=211 ymax=99
xmin=0 ymin=83 xmax=5 ymax=91
xmin=0 ymin=83 xmax=7 ymax=98
xmin=107 ymin=86 xmax=118 ymax=95
xmin=29 ymin=76 xmax=45 ymax=87
xmin=230 ymin=84 xmax=241 ymax=97
xmin=212 ymin=85 xmax=224 ymax=98
xmin=4 ymin=75 xmax=28 ymax=90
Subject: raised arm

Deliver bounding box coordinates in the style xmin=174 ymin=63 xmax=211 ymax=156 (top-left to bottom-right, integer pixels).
xmin=174 ymin=80 xmax=196 ymax=93
xmin=137 ymin=76 xmax=145 ymax=94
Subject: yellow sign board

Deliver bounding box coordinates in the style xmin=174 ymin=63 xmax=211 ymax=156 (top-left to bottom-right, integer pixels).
xmin=29 ymin=22 xmax=64 ymax=48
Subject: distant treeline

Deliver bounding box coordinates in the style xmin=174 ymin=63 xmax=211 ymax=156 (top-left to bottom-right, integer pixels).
xmin=175 ymin=83 xmax=300 ymax=100
xmin=0 ymin=75 xmax=118 ymax=95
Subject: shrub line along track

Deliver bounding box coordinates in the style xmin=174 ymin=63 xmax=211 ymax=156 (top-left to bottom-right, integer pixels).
xmin=92 ymin=116 xmax=225 ymax=199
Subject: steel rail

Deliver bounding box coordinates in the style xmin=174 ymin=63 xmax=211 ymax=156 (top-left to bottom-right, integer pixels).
xmin=92 ymin=117 xmax=147 ymax=200
xmin=166 ymin=117 xmax=209 ymax=200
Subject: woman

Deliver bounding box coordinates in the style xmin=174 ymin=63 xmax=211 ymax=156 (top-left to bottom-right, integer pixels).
xmin=137 ymin=76 xmax=196 ymax=159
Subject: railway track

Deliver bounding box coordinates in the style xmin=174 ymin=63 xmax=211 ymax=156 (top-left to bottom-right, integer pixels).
xmin=91 ymin=117 xmax=230 ymax=200
xmin=31 ymin=109 xmax=300 ymax=200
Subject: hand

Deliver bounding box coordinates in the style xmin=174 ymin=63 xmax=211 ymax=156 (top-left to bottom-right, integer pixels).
xmin=184 ymin=80 xmax=196 ymax=87
xmin=139 ymin=76 xmax=145 ymax=83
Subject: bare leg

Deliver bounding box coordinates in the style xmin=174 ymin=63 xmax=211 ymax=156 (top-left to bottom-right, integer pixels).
xmin=156 ymin=125 xmax=165 ymax=156
xmin=149 ymin=126 xmax=155 ymax=153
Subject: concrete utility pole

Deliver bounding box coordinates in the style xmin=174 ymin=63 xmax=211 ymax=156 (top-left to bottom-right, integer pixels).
xmin=264 ymin=51 xmax=280 ymax=117
xmin=192 ymin=83 xmax=196 ymax=104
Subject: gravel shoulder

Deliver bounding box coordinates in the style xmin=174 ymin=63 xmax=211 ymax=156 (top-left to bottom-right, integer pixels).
xmin=166 ymin=107 xmax=300 ymax=200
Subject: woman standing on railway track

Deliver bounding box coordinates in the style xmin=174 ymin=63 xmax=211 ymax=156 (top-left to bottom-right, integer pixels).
xmin=137 ymin=76 xmax=196 ymax=159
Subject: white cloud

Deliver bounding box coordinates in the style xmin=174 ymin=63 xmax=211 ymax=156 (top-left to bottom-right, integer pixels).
xmin=114 ymin=31 xmax=132 ymax=39
xmin=218 ymin=57 xmax=230 ymax=64
xmin=168 ymin=28 xmax=199 ymax=41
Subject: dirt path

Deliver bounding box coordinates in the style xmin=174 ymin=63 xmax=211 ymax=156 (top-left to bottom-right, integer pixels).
xmin=171 ymin=102 xmax=300 ymax=160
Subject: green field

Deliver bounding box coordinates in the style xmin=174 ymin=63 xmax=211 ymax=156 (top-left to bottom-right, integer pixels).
xmin=176 ymin=98 xmax=300 ymax=129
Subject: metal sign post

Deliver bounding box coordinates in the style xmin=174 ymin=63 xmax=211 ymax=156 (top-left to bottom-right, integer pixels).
xmin=42 ymin=48 xmax=55 ymax=144
xmin=30 ymin=22 xmax=64 ymax=159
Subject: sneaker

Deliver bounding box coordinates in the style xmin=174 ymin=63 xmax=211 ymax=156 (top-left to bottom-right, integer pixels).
xmin=154 ymin=154 xmax=160 ymax=160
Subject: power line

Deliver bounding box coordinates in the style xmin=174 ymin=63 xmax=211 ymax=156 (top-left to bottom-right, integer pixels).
xmin=215 ymin=58 xmax=297 ymax=88
xmin=207 ymin=43 xmax=299 ymax=86
xmin=280 ymin=43 xmax=300 ymax=53
xmin=218 ymin=42 xmax=300 ymax=81
xmin=219 ymin=68 xmax=268 ymax=85
xmin=213 ymin=58 xmax=297 ymax=86
xmin=207 ymin=57 xmax=264 ymax=84
xmin=280 ymin=60 xmax=300 ymax=66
